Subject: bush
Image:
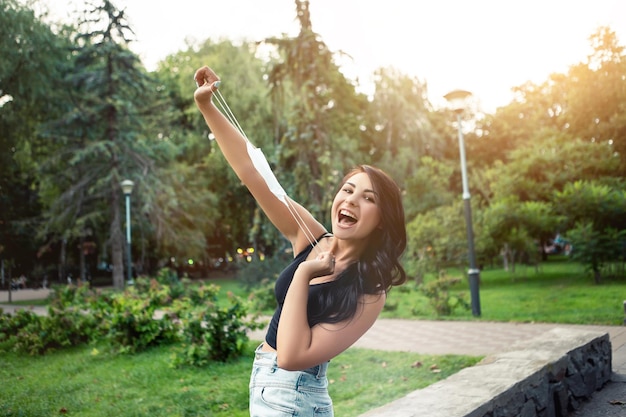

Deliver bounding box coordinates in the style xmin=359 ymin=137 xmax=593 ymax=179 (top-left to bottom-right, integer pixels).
xmin=419 ymin=271 xmax=470 ymax=316
xmin=1 ymin=275 xmax=263 ymax=365
xmin=247 ymin=278 xmax=277 ymax=313
xmin=101 ymin=278 xmax=180 ymax=353
xmin=168 ymin=284 xmax=263 ymax=366
xmin=0 ymin=302 xmax=100 ymax=356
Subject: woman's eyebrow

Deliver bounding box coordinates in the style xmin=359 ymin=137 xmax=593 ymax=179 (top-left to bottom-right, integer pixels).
xmin=345 ymin=181 xmax=378 ymax=196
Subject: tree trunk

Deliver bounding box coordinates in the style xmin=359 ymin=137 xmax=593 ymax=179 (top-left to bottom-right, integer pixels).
xmin=111 ymin=187 xmax=124 ymax=289
xmin=79 ymin=235 xmax=86 ymax=284
xmin=593 ymin=268 xmax=602 ymax=285
xmin=59 ymin=238 xmax=67 ymax=283
xmin=500 ymin=244 xmax=510 ymax=272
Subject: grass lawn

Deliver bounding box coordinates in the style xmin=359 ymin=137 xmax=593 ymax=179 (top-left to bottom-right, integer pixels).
xmin=0 ymin=342 xmax=479 ymax=417
xmin=385 ymin=258 xmax=626 ymax=325
xmin=2 ymin=257 xmax=623 ymax=416
xmin=211 ymin=257 xmax=626 ymax=325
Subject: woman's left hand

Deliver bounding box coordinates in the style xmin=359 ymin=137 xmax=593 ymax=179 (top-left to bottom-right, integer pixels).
xmin=299 ymin=251 xmax=335 ymax=280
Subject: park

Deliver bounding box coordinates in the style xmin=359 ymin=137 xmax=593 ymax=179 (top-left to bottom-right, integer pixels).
xmin=2 ymin=0 xmax=626 ymax=416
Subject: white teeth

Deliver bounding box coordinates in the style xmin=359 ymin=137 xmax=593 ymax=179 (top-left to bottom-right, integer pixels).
xmin=339 ymin=209 xmax=357 ymax=220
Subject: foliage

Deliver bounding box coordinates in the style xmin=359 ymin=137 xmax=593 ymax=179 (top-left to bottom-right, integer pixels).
xmin=481 ymin=198 xmax=560 ymax=271
xmin=418 ymin=271 xmax=470 ymax=316
xmin=488 ymin=133 xmax=621 ymax=203
xmin=169 ymin=287 xmax=260 ymax=367
xmin=102 ymin=281 xmax=179 ymax=353
xmin=554 ymin=181 xmax=626 ymax=283
xmin=0 ymin=309 xmax=39 ymax=352
xmin=403 ymin=156 xmax=456 ymax=218
xmin=0 ymin=0 xmax=71 ymax=277
xmin=4 ymin=0 xmax=626 ymax=308
xmin=236 ymin=251 xmax=291 ymax=289
xmin=1 ymin=273 xmax=261 ymax=364
xmin=565 ymin=223 xmax=626 ymax=284
xmin=33 ymin=0 xmax=181 ymax=288
xmin=247 ymin=278 xmax=279 ymax=313
xmin=264 ymin=0 xmax=369 ymax=220
xmin=0 ymin=291 xmax=100 ymax=356
xmin=406 ymin=202 xmax=468 ymax=272
xmin=365 ymin=67 xmax=440 ymax=187
xmin=156 ymin=39 xmax=278 ymax=259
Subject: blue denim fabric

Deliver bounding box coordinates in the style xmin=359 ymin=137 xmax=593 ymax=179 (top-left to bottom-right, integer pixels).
xmin=249 ymin=344 xmax=334 ymax=416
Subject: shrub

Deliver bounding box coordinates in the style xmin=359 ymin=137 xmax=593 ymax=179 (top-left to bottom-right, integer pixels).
xmin=1 ymin=275 xmax=264 ymax=365
xmin=169 ymin=284 xmax=263 ymax=366
xmin=247 ymin=278 xmax=277 ymax=313
xmin=0 ymin=304 xmax=100 ymax=356
xmin=419 ymin=271 xmax=470 ymax=316
xmin=102 ymin=279 xmax=180 ymax=353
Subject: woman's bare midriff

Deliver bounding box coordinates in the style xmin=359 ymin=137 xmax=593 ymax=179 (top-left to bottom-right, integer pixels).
xmin=261 ymin=343 xmax=277 ymax=353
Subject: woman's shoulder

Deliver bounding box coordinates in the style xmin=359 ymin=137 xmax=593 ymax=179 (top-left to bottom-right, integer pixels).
xmin=293 ymin=232 xmax=332 ymax=258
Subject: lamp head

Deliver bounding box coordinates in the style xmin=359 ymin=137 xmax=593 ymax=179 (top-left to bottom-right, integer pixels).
xmin=444 ymin=89 xmax=473 ymax=114
xmin=121 ymin=179 xmax=134 ymax=195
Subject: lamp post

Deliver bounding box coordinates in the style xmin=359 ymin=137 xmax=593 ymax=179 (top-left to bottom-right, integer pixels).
xmin=443 ymin=90 xmax=481 ymax=317
xmin=121 ymin=179 xmax=135 ymax=286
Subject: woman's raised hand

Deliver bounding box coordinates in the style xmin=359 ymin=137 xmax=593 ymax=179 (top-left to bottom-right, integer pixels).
xmin=193 ymin=66 xmax=221 ymax=106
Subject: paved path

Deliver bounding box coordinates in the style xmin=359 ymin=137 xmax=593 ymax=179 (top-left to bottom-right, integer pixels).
xmin=3 ymin=288 xmax=626 ymax=415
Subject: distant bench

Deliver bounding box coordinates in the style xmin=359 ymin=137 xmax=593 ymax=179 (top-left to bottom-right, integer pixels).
xmin=359 ymin=328 xmax=612 ymax=417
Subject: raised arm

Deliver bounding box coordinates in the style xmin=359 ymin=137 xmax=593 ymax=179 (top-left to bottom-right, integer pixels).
xmin=193 ymin=66 xmax=325 ymax=253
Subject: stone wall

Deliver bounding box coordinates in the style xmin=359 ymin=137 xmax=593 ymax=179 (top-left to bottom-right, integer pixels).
xmin=359 ymin=328 xmax=612 ymax=417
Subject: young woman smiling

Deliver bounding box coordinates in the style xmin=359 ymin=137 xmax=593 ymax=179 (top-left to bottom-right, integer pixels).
xmin=194 ymin=65 xmax=407 ymax=417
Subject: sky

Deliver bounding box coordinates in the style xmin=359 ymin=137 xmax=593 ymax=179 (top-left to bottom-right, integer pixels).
xmin=39 ymin=0 xmax=626 ymax=112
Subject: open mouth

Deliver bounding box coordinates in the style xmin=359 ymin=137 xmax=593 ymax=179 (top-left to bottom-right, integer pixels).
xmin=338 ymin=209 xmax=358 ymax=226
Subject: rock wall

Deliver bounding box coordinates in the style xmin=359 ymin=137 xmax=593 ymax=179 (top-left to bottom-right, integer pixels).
xmin=359 ymin=328 xmax=612 ymax=417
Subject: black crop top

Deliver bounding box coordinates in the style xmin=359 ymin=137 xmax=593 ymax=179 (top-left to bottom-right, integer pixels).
xmin=265 ymin=236 xmax=336 ymax=349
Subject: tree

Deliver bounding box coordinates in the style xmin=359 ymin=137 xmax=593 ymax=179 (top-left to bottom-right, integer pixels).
xmin=264 ymin=0 xmax=368 ymax=220
xmin=156 ymin=38 xmax=284 ymax=261
xmin=0 ymin=0 xmax=71 ymax=282
xmin=481 ymin=198 xmax=561 ymax=271
xmin=403 ymin=156 xmax=456 ymax=219
xmin=406 ymin=201 xmax=469 ymax=275
xmin=37 ymin=0 xmax=177 ymax=288
xmin=488 ymin=132 xmax=620 ymax=204
xmin=562 ymin=27 xmax=626 ymax=174
xmin=554 ymin=180 xmax=626 ymax=283
xmin=364 ymin=67 xmax=440 ymax=185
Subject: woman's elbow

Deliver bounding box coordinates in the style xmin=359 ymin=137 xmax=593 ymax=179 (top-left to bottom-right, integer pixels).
xmin=276 ymin=354 xmax=307 ymax=371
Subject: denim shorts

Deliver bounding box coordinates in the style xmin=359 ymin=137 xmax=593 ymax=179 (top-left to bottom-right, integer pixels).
xmin=249 ymin=344 xmax=334 ymax=416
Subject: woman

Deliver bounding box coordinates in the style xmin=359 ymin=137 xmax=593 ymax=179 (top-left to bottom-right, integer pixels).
xmin=194 ymin=66 xmax=407 ymax=416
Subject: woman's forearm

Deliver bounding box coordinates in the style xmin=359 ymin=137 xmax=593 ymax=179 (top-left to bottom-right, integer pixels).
xmin=195 ymin=99 xmax=258 ymax=185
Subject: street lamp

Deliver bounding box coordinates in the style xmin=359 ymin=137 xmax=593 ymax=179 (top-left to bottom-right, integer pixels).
xmin=444 ymin=89 xmax=481 ymax=317
xmin=121 ymin=179 xmax=135 ymax=286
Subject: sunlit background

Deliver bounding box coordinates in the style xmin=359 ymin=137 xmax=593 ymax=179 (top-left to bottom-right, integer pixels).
xmin=33 ymin=0 xmax=626 ymax=111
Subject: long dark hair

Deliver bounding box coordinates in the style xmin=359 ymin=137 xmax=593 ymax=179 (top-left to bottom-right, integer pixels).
xmin=308 ymin=165 xmax=407 ymax=326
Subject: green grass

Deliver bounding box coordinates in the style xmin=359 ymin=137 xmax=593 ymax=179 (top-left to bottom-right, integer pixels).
xmin=0 ymin=342 xmax=480 ymax=417
xmin=2 ymin=258 xmax=623 ymax=416
xmin=208 ymin=258 xmax=626 ymax=325
xmin=381 ymin=259 xmax=626 ymax=325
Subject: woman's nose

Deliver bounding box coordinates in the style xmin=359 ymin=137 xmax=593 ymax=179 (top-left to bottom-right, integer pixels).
xmin=345 ymin=194 xmax=357 ymax=206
